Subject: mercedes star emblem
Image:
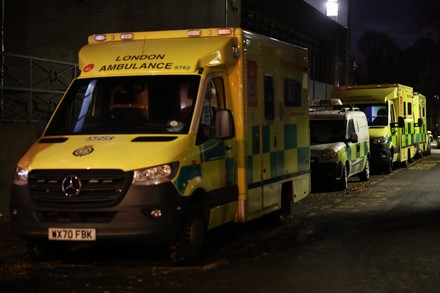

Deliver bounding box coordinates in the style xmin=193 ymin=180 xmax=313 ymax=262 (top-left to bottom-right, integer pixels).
xmin=61 ymin=175 xmax=82 ymax=196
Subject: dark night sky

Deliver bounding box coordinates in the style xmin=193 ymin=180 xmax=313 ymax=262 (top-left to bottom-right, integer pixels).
xmin=350 ymin=0 xmax=429 ymax=60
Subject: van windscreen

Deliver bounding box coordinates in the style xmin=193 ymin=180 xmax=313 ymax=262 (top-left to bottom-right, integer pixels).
xmin=310 ymin=120 xmax=345 ymax=144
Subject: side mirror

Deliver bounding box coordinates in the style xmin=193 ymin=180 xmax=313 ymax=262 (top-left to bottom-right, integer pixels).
xmin=215 ymin=109 xmax=235 ymax=139
xmin=350 ymin=133 xmax=359 ymax=143
xmin=417 ymin=118 xmax=423 ymax=127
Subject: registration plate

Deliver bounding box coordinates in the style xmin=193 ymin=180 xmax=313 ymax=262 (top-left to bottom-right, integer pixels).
xmin=48 ymin=228 xmax=96 ymax=241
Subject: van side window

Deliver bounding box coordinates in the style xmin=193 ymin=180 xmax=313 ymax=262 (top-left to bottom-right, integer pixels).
xmin=264 ymin=75 xmax=275 ymax=120
xmin=346 ymin=119 xmax=355 ymax=140
xmin=408 ymin=102 xmax=412 ymax=115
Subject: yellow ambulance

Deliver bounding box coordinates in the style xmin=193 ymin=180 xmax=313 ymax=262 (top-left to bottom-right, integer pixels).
xmin=10 ymin=28 xmax=311 ymax=264
xmin=413 ymin=92 xmax=431 ymax=156
xmin=332 ymin=84 xmax=417 ymax=174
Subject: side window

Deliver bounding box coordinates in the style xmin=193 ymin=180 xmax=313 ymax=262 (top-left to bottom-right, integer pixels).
xmin=198 ymin=77 xmax=226 ymax=143
xmin=347 ymin=119 xmax=355 ymax=140
xmin=408 ymin=102 xmax=412 ymax=115
xmin=390 ymin=103 xmax=396 ymax=122
xmin=264 ymin=75 xmax=275 ymax=120
xmin=284 ymin=78 xmax=301 ymax=107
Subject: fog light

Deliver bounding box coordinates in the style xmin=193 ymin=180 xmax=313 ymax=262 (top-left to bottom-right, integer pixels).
xmin=150 ymin=209 xmax=162 ymax=218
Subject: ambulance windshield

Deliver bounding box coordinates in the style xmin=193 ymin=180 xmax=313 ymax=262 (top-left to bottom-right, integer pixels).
xmin=350 ymin=104 xmax=388 ymax=126
xmin=310 ymin=120 xmax=345 ymax=144
xmin=45 ymin=75 xmax=200 ymax=135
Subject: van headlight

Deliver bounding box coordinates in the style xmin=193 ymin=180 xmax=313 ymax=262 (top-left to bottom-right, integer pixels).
xmin=13 ymin=166 xmax=29 ymax=186
xmin=132 ymin=162 xmax=179 ymax=186
xmin=322 ymin=149 xmax=338 ymax=160
xmin=373 ymin=136 xmax=388 ymax=144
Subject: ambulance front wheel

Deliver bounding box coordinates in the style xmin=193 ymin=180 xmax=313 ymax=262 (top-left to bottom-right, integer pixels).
xmin=384 ymin=156 xmax=393 ymax=174
xmin=170 ymin=202 xmax=207 ymax=265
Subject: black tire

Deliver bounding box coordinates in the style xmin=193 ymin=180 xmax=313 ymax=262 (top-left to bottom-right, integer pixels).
xmin=384 ymin=156 xmax=393 ymax=174
xmin=337 ymin=165 xmax=348 ymax=190
xmin=426 ymin=146 xmax=431 ymax=155
xmin=170 ymin=203 xmax=207 ymax=265
xmin=270 ymin=182 xmax=294 ymax=225
xmin=424 ymin=143 xmax=431 ymax=156
xmin=359 ymin=158 xmax=370 ymax=181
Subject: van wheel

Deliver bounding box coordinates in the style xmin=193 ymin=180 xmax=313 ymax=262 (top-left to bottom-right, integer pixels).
xmin=337 ymin=165 xmax=348 ymax=190
xmin=384 ymin=157 xmax=393 ymax=174
xmin=170 ymin=203 xmax=206 ymax=265
xmin=359 ymin=159 xmax=370 ymax=181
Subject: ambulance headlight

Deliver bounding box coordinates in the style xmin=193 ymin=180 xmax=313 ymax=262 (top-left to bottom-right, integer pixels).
xmin=132 ymin=162 xmax=179 ymax=186
xmin=13 ymin=166 xmax=29 ymax=186
xmin=322 ymin=149 xmax=338 ymax=160
xmin=373 ymin=136 xmax=388 ymax=144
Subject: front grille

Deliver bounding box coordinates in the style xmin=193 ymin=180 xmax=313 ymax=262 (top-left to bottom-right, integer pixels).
xmin=38 ymin=211 xmax=117 ymax=223
xmin=29 ymin=169 xmax=132 ymax=208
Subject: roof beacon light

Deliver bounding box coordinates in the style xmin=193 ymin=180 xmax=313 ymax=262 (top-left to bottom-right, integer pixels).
xmin=217 ymin=28 xmax=233 ymax=35
xmin=121 ymin=33 xmax=135 ymax=40
xmin=187 ymin=30 xmax=202 ymax=37
xmin=311 ymin=99 xmax=343 ymax=107
xmin=93 ymin=34 xmax=107 ymax=42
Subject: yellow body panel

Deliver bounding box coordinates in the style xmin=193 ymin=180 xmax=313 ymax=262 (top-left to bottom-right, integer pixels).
xmin=20 ymin=135 xmax=194 ymax=171
xmin=413 ymin=93 xmax=430 ymax=155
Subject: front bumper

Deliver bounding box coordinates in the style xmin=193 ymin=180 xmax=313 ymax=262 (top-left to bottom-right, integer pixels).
xmin=311 ymin=160 xmax=344 ymax=183
xmin=10 ymin=181 xmax=188 ymax=245
xmin=370 ymin=142 xmax=391 ymax=169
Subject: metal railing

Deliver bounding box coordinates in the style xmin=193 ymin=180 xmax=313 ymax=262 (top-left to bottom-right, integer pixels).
xmin=0 ymin=52 xmax=78 ymax=122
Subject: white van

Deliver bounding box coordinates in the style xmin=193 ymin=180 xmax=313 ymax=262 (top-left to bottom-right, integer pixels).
xmin=310 ymin=105 xmax=370 ymax=190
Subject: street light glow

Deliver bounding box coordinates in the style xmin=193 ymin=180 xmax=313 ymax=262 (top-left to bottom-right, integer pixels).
xmin=326 ymin=0 xmax=339 ymax=17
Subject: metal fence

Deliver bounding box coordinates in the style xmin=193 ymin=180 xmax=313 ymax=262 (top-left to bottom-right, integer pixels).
xmin=0 ymin=52 xmax=78 ymax=122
